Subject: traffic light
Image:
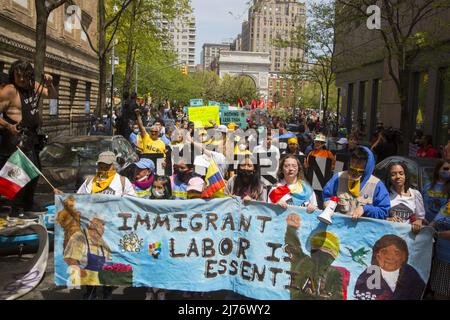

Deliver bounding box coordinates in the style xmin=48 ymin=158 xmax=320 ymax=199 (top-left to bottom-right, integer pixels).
xmin=181 ymin=65 xmax=188 ymax=75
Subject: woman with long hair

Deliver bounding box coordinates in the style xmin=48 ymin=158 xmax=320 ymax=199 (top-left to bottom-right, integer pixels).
xmin=384 ymin=162 xmax=425 ymax=233
xmin=226 ymin=156 xmax=264 ymax=202
xmin=268 ymin=155 xmax=316 ymax=212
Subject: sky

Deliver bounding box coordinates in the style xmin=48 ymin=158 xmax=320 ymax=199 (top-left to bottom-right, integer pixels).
xmin=191 ymin=0 xmax=250 ymax=64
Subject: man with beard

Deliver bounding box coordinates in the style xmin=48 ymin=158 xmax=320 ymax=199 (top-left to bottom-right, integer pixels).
xmin=0 ymin=60 xmax=57 ymax=218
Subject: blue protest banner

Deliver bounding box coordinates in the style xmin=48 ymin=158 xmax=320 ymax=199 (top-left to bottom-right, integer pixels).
xmin=190 ymin=99 xmax=204 ymax=107
xmin=220 ymin=110 xmax=247 ymax=128
xmin=208 ymin=101 xmax=219 ymax=106
xmin=54 ymin=195 xmax=433 ymax=300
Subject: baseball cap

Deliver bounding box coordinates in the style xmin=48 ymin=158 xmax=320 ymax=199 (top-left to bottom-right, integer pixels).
xmin=187 ymin=177 xmax=205 ymax=192
xmin=314 ymin=133 xmax=327 ymax=142
xmin=217 ymin=125 xmax=228 ymax=133
xmin=337 ymin=137 xmax=348 ymax=145
xmin=134 ymin=158 xmax=155 ymax=171
xmin=97 ymin=151 xmax=116 ymax=165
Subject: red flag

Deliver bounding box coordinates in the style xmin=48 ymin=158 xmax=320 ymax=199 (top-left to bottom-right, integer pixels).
xmin=268 ymin=185 xmax=291 ymax=203
xmin=251 ymin=100 xmax=257 ymax=109
xmin=237 ymin=98 xmax=244 ymax=107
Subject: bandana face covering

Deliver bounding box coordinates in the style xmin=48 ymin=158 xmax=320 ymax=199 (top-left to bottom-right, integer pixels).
xmin=348 ymin=167 xmax=364 ymax=198
xmin=92 ymin=170 xmax=116 ymax=193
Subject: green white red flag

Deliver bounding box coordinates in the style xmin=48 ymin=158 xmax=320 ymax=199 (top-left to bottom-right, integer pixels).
xmin=0 ymin=149 xmax=40 ymax=200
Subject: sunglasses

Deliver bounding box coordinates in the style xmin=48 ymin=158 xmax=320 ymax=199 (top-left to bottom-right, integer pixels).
xmin=349 ymin=167 xmax=365 ymax=174
xmin=150 ymin=131 xmax=159 ymax=134
xmin=442 ymin=167 xmax=450 ymax=171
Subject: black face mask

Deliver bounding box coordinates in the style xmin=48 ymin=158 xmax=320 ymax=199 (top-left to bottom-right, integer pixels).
xmin=238 ymin=169 xmax=255 ymax=178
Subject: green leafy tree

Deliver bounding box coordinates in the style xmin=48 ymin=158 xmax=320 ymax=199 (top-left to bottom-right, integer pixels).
xmin=335 ymin=0 xmax=450 ymax=152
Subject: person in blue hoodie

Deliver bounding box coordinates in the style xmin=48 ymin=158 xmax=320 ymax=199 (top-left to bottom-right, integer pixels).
xmin=322 ymin=146 xmax=390 ymax=220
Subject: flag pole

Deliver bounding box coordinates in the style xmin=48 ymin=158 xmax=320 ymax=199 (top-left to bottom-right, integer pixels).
xmin=16 ymin=146 xmax=57 ymax=191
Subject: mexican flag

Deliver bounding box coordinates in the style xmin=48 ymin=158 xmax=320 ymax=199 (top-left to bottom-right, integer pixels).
xmin=0 ymin=149 xmax=40 ymax=200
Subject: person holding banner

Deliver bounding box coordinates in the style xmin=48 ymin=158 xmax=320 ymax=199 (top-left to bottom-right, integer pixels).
xmin=422 ymin=160 xmax=450 ymax=224
xmin=268 ymin=155 xmax=317 ymax=212
xmin=322 ymin=146 xmax=390 ymax=220
xmin=429 ymin=200 xmax=450 ymax=300
xmin=170 ymin=161 xmax=194 ymax=200
xmin=226 ymin=156 xmax=264 ymax=202
xmin=77 ymin=152 xmax=136 ymax=196
xmin=131 ymin=158 xmax=155 ymax=199
xmin=384 ymin=162 xmax=425 ymax=233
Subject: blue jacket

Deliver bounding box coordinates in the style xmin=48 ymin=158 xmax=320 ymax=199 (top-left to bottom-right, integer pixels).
xmin=322 ymin=146 xmax=390 ymax=219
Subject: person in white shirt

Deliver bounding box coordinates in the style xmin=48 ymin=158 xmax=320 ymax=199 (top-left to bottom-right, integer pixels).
xmin=384 ymin=161 xmax=425 ymax=233
xmin=77 ymin=151 xmax=136 ymax=196
xmin=253 ymin=130 xmax=280 ymax=178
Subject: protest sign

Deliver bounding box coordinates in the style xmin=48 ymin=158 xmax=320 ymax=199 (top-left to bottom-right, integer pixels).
xmin=220 ymin=110 xmax=247 ymax=129
xmin=188 ymin=106 xmax=220 ymax=128
xmin=55 ymin=195 xmax=433 ymax=300
xmin=190 ymin=99 xmax=204 ymax=107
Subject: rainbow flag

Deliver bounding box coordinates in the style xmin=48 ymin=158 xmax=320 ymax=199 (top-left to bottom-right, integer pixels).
xmin=201 ymin=160 xmax=226 ymax=198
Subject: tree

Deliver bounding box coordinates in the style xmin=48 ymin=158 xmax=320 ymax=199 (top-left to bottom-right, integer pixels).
xmin=34 ymin=0 xmax=71 ymax=120
xmin=117 ymin=0 xmax=190 ymax=97
xmin=77 ymin=0 xmax=133 ymax=116
xmin=335 ymin=0 xmax=450 ymax=152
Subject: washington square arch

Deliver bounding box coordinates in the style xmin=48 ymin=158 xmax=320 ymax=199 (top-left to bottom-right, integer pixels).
xmin=218 ymin=51 xmax=270 ymax=100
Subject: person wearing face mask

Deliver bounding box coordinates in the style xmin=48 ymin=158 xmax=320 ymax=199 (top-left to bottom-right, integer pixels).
xmin=226 ymin=156 xmax=264 ymax=202
xmin=77 ymin=151 xmax=135 ymax=196
xmin=170 ymin=161 xmax=194 ymax=200
xmin=135 ymin=109 xmax=166 ymax=157
xmin=149 ymin=176 xmax=172 ymax=200
xmin=422 ymin=160 xmax=450 ymax=224
xmin=131 ymin=158 xmax=155 ymax=199
xmin=129 ymin=124 xmax=141 ymax=153
xmin=268 ymin=155 xmax=317 ymax=213
xmin=322 ymin=146 xmax=390 ymax=220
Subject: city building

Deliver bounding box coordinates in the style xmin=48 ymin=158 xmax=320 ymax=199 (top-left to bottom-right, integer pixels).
xmin=161 ymin=11 xmax=196 ymax=70
xmin=231 ymin=34 xmax=242 ymax=51
xmin=333 ymin=3 xmax=450 ymax=148
xmin=201 ymin=43 xmax=230 ymax=71
xmin=241 ymin=0 xmax=306 ymax=73
xmin=268 ymin=72 xmax=301 ymax=108
xmin=0 ymin=0 xmax=99 ymax=138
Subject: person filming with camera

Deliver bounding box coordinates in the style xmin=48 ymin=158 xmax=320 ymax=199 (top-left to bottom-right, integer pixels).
xmin=0 ymin=60 xmax=57 ymax=219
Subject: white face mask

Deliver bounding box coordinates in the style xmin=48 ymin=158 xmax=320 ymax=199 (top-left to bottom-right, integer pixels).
xmin=133 ymin=129 xmax=139 ymax=134
xmin=152 ymin=189 xmax=165 ymax=198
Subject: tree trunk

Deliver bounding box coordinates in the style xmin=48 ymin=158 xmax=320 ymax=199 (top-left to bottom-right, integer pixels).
xmin=123 ymin=0 xmax=137 ymax=96
xmin=323 ymin=81 xmax=330 ymax=127
xmin=96 ymin=0 xmax=106 ymax=116
xmin=34 ymin=2 xmax=48 ymax=123
xmin=398 ymin=69 xmax=411 ymax=155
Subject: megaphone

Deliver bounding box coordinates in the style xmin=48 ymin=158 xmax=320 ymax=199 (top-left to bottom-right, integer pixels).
xmin=318 ymin=196 xmax=339 ymax=225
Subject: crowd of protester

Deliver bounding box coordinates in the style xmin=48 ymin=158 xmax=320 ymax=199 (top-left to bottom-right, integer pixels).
xmin=63 ymin=97 xmax=450 ymax=300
